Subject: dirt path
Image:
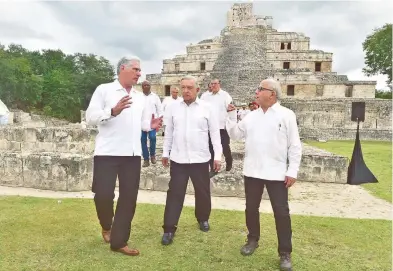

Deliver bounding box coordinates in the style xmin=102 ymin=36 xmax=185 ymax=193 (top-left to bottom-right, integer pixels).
xmin=1 ymin=183 xmax=391 ymax=220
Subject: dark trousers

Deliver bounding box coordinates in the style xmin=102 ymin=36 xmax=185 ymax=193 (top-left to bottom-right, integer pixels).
xmin=244 ymin=176 xmax=292 ymax=253
xmin=208 ymin=129 xmax=232 ymax=170
xmin=92 ymin=156 xmax=141 ymax=250
xmin=163 ymin=161 xmax=211 ymax=233
xmin=141 ymin=130 xmax=157 ymax=161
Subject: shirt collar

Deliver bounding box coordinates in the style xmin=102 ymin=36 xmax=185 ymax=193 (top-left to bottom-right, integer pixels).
xmin=113 ymin=80 xmax=136 ymax=93
xmin=269 ymin=102 xmax=280 ymax=112
xmin=181 ymin=97 xmax=200 ymax=105
xmin=211 ymin=88 xmax=222 ymax=95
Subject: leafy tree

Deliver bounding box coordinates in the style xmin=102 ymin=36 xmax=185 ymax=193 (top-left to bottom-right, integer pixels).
xmin=375 ymin=89 xmax=392 ymax=99
xmin=0 ymin=43 xmax=115 ymax=122
xmin=362 ymin=23 xmax=392 ymax=85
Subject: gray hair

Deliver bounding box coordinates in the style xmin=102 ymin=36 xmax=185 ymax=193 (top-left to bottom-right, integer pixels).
xmin=180 ymin=75 xmax=199 ymax=88
xmin=262 ymin=78 xmax=282 ymax=100
xmin=116 ymin=55 xmax=140 ymax=75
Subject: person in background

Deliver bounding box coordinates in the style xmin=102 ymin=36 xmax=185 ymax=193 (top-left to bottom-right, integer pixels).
xmin=0 ymin=99 xmax=9 ymax=125
xmin=161 ymin=86 xmax=183 ymax=136
xmin=201 ymin=78 xmax=233 ymax=176
xmin=226 ymin=78 xmax=302 ymax=271
xmin=237 ymin=105 xmax=250 ymax=122
xmin=200 ymin=82 xmax=212 ymax=99
xmin=249 ymin=101 xmax=259 ymax=111
xmin=86 ymin=55 xmax=162 ymax=256
xmin=141 ymin=80 xmax=163 ymax=167
xmin=161 ymin=75 xmax=222 ymax=245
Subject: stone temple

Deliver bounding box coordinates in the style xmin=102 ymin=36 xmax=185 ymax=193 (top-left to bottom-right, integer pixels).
xmin=139 ymin=3 xmax=392 ymax=141
xmin=142 ymin=3 xmax=376 ymax=101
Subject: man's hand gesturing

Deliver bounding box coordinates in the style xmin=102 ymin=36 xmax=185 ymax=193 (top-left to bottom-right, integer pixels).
xmin=112 ymin=95 xmax=132 ymax=116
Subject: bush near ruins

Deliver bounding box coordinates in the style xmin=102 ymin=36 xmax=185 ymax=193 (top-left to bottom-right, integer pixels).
xmin=362 ymin=23 xmax=392 ymax=85
xmin=0 ymin=43 xmax=115 ymax=122
xmin=375 ymin=89 xmax=392 ymax=99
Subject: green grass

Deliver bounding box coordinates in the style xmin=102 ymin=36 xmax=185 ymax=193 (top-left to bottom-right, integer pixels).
xmin=305 ymin=140 xmax=392 ymax=202
xmin=0 ymin=196 xmax=391 ymax=271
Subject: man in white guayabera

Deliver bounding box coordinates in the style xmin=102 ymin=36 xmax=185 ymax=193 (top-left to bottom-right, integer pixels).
xmin=86 ymin=56 xmax=162 ymax=257
xmin=161 ymin=75 xmax=222 ymax=245
xmin=226 ymin=78 xmax=302 ymax=271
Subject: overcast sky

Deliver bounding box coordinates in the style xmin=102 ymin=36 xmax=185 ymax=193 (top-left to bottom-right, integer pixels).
xmin=0 ymin=1 xmax=392 ymax=89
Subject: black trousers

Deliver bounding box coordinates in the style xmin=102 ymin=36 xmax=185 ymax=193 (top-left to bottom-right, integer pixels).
xmin=92 ymin=156 xmax=141 ymax=250
xmin=163 ymin=161 xmax=211 ymax=233
xmin=244 ymin=176 xmax=292 ymax=253
xmin=208 ymin=129 xmax=232 ymax=170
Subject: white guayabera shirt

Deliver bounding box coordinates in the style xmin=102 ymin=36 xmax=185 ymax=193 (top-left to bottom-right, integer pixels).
xmin=226 ymin=102 xmax=302 ymax=181
xmin=86 ymin=80 xmax=154 ymax=157
xmin=200 ymin=89 xmax=233 ymax=129
xmin=161 ymin=96 xmax=183 ymax=126
xmin=163 ymin=98 xmax=222 ymax=164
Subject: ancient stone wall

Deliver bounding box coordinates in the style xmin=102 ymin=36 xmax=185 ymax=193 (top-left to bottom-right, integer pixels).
xmin=281 ymin=98 xmax=392 ymax=140
xmin=0 ymin=126 xmax=349 ymax=197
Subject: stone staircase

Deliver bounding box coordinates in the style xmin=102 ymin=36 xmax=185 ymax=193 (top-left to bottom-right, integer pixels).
xmin=202 ymin=27 xmax=274 ymax=103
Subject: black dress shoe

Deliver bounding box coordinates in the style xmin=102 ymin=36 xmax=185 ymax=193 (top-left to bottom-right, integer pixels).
xmin=209 ymin=171 xmax=217 ymax=178
xmin=225 ymin=161 xmax=233 ymax=171
xmin=161 ymin=232 xmax=174 ymax=245
xmin=279 ymin=252 xmax=292 ymax=271
xmin=199 ymin=221 xmax=210 ymax=232
xmin=240 ymin=240 xmax=259 ymax=256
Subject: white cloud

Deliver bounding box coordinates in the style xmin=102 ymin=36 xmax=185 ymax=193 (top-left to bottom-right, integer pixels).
xmin=0 ymin=1 xmax=391 ymax=88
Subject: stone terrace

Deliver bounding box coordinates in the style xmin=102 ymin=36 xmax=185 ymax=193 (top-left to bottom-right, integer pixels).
xmin=0 ymin=126 xmax=349 ymax=199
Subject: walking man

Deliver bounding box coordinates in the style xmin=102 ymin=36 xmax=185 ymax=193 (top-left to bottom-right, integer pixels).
xmin=226 ymin=78 xmax=302 ymax=270
xmin=141 ymin=80 xmax=162 ymax=167
xmin=86 ymin=56 xmax=162 ymax=256
xmin=201 ymin=79 xmax=233 ymax=176
xmin=161 ymin=75 xmax=222 ymax=245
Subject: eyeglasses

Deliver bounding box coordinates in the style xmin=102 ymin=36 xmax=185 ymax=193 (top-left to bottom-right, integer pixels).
xmin=256 ymin=87 xmax=274 ymax=92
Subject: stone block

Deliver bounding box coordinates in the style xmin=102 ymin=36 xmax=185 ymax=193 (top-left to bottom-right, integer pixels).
xmin=21 ymin=153 xmax=93 ymax=191
xmin=0 ymin=152 xmax=24 ymax=187
xmin=153 ymin=175 xmax=170 ymax=192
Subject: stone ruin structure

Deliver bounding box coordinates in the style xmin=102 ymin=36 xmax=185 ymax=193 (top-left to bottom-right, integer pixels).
xmin=142 ymin=3 xmax=376 ymax=100
xmin=137 ymin=3 xmax=392 ymax=141
xmin=0 ymin=3 xmax=390 ymax=196
xmin=0 ymin=110 xmax=349 ymax=199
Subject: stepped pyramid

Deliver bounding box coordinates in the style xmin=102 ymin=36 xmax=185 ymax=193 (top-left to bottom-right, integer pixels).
xmin=144 ymin=3 xmax=376 ymax=101
xmin=202 ymin=27 xmax=273 ymax=103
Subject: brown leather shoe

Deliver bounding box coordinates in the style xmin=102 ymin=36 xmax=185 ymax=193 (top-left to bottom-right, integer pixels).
xmin=111 ymin=246 xmax=140 ymax=256
xmin=102 ymin=229 xmax=111 ymax=243
xmin=151 ymin=156 xmax=157 ymax=164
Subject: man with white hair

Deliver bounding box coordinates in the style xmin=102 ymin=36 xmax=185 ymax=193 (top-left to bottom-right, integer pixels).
xmin=161 ymin=86 xmax=183 ymax=136
xmin=161 ymin=75 xmax=222 ymax=245
xmin=226 ymin=78 xmax=302 ymax=271
xmin=86 ymin=56 xmax=162 ymax=256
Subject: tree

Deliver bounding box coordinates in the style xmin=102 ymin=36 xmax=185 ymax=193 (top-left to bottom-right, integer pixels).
xmin=362 ymin=23 xmax=392 ymax=85
xmin=0 ymin=43 xmax=115 ymax=122
xmin=375 ymin=89 xmax=392 ymax=99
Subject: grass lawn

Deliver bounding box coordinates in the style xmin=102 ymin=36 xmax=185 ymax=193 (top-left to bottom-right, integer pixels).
xmin=306 ymin=140 xmax=392 ymax=203
xmin=0 ymin=196 xmax=391 ymax=271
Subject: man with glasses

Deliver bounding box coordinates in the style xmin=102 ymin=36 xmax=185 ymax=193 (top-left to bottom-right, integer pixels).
xmin=201 ymin=79 xmax=233 ymax=176
xmin=225 ymin=78 xmax=302 ymax=271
